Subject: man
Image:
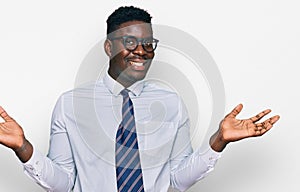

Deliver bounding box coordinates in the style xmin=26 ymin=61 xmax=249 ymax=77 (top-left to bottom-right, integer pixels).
xmin=0 ymin=6 xmax=279 ymax=192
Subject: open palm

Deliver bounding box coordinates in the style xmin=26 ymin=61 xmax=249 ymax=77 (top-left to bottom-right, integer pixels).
xmin=220 ymin=104 xmax=280 ymax=143
xmin=0 ymin=106 xmax=24 ymax=151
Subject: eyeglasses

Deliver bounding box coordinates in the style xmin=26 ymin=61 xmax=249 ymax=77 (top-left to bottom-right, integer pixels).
xmin=109 ymin=35 xmax=159 ymax=53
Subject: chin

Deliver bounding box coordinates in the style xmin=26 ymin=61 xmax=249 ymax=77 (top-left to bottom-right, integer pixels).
xmin=135 ymin=71 xmax=149 ymax=80
xmin=131 ymin=74 xmax=147 ymax=82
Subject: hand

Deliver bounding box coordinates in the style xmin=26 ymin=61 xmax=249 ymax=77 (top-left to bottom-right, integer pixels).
xmin=0 ymin=106 xmax=33 ymax=162
xmin=210 ymin=104 xmax=280 ymax=152
xmin=0 ymin=106 xmax=25 ymax=151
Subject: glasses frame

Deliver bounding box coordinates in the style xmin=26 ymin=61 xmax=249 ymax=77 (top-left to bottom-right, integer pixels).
xmin=109 ymin=35 xmax=159 ymax=53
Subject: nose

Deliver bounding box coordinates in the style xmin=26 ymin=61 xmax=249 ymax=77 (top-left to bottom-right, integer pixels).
xmin=132 ymin=43 xmax=146 ymax=56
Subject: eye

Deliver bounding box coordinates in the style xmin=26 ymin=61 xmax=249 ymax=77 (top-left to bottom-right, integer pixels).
xmin=124 ymin=37 xmax=137 ymax=47
xmin=143 ymin=39 xmax=153 ymax=48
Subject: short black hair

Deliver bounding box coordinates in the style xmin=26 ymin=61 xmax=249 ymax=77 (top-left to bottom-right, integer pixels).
xmin=106 ymin=6 xmax=152 ymax=35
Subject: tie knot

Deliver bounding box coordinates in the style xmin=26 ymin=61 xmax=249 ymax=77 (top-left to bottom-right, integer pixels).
xmin=120 ymin=89 xmax=130 ymax=98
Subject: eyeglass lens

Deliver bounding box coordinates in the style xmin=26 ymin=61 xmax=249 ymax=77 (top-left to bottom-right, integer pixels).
xmin=123 ymin=36 xmax=158 ymax=52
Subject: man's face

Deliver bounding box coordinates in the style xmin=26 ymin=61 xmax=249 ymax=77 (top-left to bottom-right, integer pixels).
xmin=105 ymin=21 xmax=155 ymax=87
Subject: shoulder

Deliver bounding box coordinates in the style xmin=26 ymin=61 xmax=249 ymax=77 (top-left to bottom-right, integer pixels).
xmin=59 ymin=80 xmax=106 ymax=99
xmin=53 ymin=80 xmax=106 ymax=110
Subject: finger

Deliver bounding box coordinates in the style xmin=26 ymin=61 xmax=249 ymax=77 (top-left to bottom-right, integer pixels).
xmin=261 ymin=115 xmax=280 ymax=127
xmin=227 ymin=104 xmax=243 ymax=118
xmin=255 ymin=122 xmax=270 ymax=131
xmin=253 ymin=122 xmax=271 ymax=136
xmin=269 ymin=115 xmax=280 ymax=125
xmin=0 ymin=106 xmax=14 ymax=122
xmin=254 ymin=126 xmax=270 ymax=136
xmin=254 ymin=123 xmax=264 ymax=131
xmin=250 ymin=109 xmax=271 ymax=123
xmin=254 ymin=115 xmax=280 ymax=133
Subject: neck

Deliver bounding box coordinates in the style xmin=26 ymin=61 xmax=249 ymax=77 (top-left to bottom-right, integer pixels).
xmin=108 ymin=70 xmax=136 ymax=88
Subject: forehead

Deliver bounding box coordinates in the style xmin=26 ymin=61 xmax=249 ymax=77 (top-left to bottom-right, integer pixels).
xmin=113 ymin=21 xmax=153 ymax=38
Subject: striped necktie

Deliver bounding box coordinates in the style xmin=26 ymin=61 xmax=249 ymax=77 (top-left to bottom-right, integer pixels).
xmin=115 ymin=89 xmax=144 ymax=192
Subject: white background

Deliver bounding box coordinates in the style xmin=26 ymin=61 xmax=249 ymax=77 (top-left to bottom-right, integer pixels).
xmin=0 ymin=0 xmax=299 ymax=191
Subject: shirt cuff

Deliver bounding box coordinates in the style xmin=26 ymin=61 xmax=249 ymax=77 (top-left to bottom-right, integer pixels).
xmin=202 ymin=146 xmax=221 ymax=165
xmin=23 ymin=145 xmax=45 ymax=181
xmin=23 ymin=145 xmax=42 ymax=165
xmin=197 ymin=145 xmax=222 ymax=168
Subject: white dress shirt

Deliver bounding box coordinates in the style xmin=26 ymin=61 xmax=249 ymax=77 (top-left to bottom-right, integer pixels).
xmin=23 ymin=72 xmax=221 ymax=192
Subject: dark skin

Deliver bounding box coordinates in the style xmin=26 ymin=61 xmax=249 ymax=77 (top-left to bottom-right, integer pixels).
xmin=105 ymin=21 xmax=154 ymax=88
xmin=210 ymin=104 xmax=280 ymax=152
xmin=0 ymin=21 xmax=280 ymax=164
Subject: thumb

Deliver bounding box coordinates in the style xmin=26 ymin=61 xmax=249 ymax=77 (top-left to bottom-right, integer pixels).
xmin=227 ymin=103 xmax=243 ymax=118
xmin=0 ymin=106 xmax=14 ymax=122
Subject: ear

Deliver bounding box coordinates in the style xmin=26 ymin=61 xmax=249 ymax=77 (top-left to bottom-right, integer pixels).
xmin=104 ymin=39 xmax=112 ymax=57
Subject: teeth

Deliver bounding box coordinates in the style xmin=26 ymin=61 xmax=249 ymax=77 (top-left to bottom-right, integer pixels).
xmin=130 ymin=61 xmax=143 ymax=66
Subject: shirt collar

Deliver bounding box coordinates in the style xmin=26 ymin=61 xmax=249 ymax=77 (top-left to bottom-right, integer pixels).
xmin=103 ymin=72 xmax=144 ymax=97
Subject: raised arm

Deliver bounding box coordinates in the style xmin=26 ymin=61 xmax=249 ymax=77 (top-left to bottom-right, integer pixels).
xmin=0 ymin=105 xmax=76 ymax=191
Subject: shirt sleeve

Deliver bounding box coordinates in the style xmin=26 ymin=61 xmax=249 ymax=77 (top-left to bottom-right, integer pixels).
xmin=23 ymin=95 xmax=76 ymax=192
xmin=169 ymin=98 xmax=221 ymax=192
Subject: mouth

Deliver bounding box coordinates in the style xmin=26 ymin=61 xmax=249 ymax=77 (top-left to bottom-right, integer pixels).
xmin=128 ymin=60 xmax=148 ymax=71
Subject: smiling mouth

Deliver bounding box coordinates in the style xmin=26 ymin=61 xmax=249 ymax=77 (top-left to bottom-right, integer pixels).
xmin=129 ymin=61 xmax=144 ymax=66
xmin=128 ymin=60 xmax=147 ymax=71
